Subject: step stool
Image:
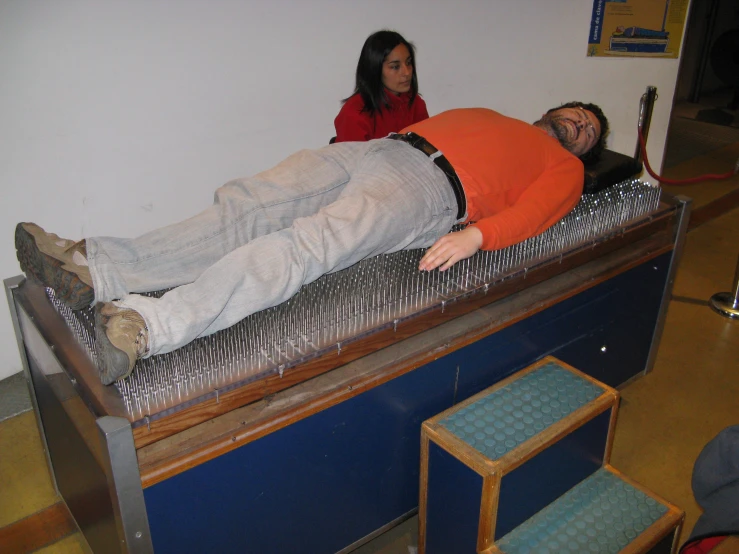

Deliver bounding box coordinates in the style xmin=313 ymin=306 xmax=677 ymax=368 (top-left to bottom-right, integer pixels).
xmin=418 ymin=356 xmax=683 ymax=553
xmin=486 ymin=465 xmax=683 ymax=554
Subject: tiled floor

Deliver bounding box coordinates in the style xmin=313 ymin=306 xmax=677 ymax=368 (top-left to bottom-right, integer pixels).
xmin=663 ymin=117 xmax=739 ymax=169
xmin=1 ymin=120 xmax=738 ymax=552
xmin=0 ymin=371 xmax=31 ymax=423
xmin=0 ymin=411 xmax=57 ymax=529
xmin=671 ymin=88 xmax=739 ymax=129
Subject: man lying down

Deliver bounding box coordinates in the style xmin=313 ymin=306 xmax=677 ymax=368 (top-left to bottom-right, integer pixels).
xmin=15 ymin=103 xmax=608 ymax=385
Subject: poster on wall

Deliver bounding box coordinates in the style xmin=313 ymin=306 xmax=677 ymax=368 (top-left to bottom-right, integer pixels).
xmin=587 ymin=0 xmax=688 ymax=58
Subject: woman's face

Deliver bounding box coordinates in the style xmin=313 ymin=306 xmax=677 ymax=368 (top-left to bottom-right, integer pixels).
xmin=381 ymin=44 xmax=413 ymax=95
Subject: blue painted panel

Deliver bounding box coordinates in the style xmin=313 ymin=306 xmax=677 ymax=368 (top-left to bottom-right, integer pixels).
xmin=555 ymin=253 xmax=670 ymax=386
xmin=144 ymin=350 xmax=463 ymax=554
xmin=456 ymin=252 xmax=671 ymax=396
xmin=495 ymin=410 xmax=611 ymax=539
xmin=425 ymin=442 xmax=482 ymax=554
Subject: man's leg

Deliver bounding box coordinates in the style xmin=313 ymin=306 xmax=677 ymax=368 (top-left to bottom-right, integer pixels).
xmin=58 ymin=142 xmax=372 ymax=304
xmin=114 ymin=140 xmax=458 ymax=358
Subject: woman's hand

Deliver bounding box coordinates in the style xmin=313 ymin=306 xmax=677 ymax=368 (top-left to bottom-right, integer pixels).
xmin=419 ymin=226 xmax=483 ymax=272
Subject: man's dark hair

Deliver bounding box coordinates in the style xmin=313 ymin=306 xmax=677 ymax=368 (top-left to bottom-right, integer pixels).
xmin=343 ymin=30 xmax=419 ymax=116
xmin=546 ymin=101 xmax=609 ymax=162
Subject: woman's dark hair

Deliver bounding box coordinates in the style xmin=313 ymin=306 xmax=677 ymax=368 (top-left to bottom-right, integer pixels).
xmin=344 ymin=30 xmax=419 ymax=115
xmin=546 ymin=101 xmax=609 ymax=162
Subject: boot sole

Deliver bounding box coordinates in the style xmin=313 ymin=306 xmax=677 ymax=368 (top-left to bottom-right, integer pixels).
xmin=94 ymin=304 xmax=136 ymax=385
xmin=15 ymin=223 xmax=94 ymax=311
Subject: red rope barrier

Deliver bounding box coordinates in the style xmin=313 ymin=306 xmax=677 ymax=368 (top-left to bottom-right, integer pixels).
xmin=638 ymin=128 xmax=738 ymax=185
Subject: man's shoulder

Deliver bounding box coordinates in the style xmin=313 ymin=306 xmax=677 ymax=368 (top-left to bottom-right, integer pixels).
xmin=408 ymin=108 xmax=508 ymax=133
xmin=431 ymin=107 xmax=503 ymax=120
xmin=427 ymin=108 xmax=538 ymax=132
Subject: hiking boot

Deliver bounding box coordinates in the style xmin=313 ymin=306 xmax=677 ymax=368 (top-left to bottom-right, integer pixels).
xmin=94 ymin=303 xmax=149 ymax=385
xmin=15 ymin=222 xmax=94 ymax=310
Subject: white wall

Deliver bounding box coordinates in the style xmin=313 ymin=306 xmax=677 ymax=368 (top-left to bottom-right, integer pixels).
xmin=0 ymin=0 xmax=688 ymax=380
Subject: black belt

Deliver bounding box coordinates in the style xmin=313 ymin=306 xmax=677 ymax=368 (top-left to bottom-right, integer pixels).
xmin=388 ymin=132 xmax=466 ymax=220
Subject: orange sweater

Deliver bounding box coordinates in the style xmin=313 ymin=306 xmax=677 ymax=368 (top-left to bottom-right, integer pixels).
xmin=402 ymin=108 xmax=584 ymax=251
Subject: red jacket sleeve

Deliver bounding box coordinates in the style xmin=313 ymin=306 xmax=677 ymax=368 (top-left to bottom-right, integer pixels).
xmin=334 ymin=98 xmax=374 ymax=142
xmin=471 ymin=156 xmax=584 ymax=250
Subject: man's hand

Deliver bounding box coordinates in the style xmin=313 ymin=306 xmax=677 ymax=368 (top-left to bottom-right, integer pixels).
xmin=419 ymin=226 xmax=483 ymax=272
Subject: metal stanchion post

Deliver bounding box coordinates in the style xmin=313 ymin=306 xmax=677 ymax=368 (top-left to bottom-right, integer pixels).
xmin=635 ymin=86 xmax=657 ymax=166
xmin=709 ymin=253 xmax=739 ymax=319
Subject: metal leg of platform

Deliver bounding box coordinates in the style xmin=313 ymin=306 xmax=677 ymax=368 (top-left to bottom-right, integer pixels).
xmin=643 ymin=195 xmax=692 ymax=375
xmin=5 ymin=275 xmax=60 ymax=493
xmin=5 ymin=276 xmax=154 ymax=554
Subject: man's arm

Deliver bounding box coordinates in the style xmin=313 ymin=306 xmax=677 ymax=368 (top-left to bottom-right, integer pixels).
xmin=469 ymin=156 xmax=583 ymax=251
xmin=419 ymin=155 xmax=583 ymax=271
xmin=419 ymin=226 xmax=482 ymax=271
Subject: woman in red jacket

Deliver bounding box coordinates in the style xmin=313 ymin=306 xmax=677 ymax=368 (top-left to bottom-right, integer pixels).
xmin=333 ymin=30 xmax=429 ymax=142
